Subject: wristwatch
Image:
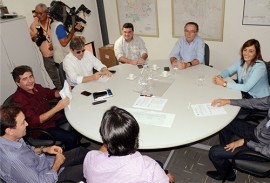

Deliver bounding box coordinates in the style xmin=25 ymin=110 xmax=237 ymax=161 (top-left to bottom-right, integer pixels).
xmin=223 ymin=81 xmax=227 ymax=87
xmin=188 ymin=61 xmax=192 ymax=67
xmin=40 ymin=146 xmax=45 ymax=154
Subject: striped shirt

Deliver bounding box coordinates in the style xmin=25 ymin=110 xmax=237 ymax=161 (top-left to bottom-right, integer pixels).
xmin=0 ymin=138 xmax=60 ymax=183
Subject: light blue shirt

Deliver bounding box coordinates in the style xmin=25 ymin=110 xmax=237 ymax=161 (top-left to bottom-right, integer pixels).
xmin=221 ymin=60 xmax=270 ymax=98
xmin=0 ymin=138 xmax=61 ymax=183
xmin=169 ymin=36 xmax=205 ymax=64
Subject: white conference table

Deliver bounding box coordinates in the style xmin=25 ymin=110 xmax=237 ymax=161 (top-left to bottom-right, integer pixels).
xmin=65 ymin=59 xmax=241 ymax=149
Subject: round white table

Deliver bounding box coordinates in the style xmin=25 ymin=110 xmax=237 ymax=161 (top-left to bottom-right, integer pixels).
xmin=65 ymin=60 xmax=241 ymax=149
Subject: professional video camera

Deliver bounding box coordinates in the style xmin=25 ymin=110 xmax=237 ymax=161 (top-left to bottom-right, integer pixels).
xmin=35 ymin=25 xmax=47 ymax=47
xmin=48 ymin=1 xmax=91 ymax=32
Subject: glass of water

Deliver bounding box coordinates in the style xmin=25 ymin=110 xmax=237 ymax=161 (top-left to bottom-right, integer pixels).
xmin=197 ymin=75 xmax=205 ymax=87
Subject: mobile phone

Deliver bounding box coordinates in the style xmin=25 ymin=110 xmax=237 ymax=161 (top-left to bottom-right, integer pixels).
xmin=93 ymin=89 xmax=113 ymax=101
xmin=137 ymin=65 xmax=143 ymax=69
xmin=107 ymin=89 xmax=113 ymax=96
xmin=81 ymin=91 xmax=92 ymax=96
xmin=164 ymin=67 xmax=170 ymax=71
xmin=109 ymin=70 xmax=116 ymax=74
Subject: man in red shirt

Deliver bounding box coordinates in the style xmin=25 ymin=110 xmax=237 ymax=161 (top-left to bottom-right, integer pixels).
xmin=11 ymin=65 xmax=79 ymax=150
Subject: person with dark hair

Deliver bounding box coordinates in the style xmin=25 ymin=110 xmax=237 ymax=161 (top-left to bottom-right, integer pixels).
xmin=50 ymin=1 xmax=83 ymax=65
xmin=213 ymin=39 xmax=270 ymax=99
xmin=11 ymin=65 xmax=80 ymax=150
xmin=114 ymin=23 xmax=148 ymax=65
xmin=170 ymin=22 xmax=205 ymax=69
xmin=63 ymin=36 xmax=112 ymax=86
xmin=0 ymin=104 xmax=89 ymax=182
xmin=30 ymin=3 xmax=62 ymax=90
xmin=83 ymin=106 xmax=175 ymax=183
xmin=206 ymin=96 xmax=270 ymax=182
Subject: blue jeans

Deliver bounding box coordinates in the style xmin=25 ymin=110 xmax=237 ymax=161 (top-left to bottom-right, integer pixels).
xmin=209 ymin=118 xmax=259 ymax=178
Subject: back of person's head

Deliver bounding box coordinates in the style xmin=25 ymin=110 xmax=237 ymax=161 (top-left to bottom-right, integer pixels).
xmin=0 ymin=104 xmax=21 ymax=136
xmin=122 ymin=23 xmax=134 ymax=31
xmin=12 ymin=65 xmax=33 ymax=83
xmin=99 ymin=106 xmax=139 ymax=156
xmin=70 ymin=36 xmax=85 ymax=50
xmin=240 ymin=39 xmax=263 ymax=66
xmin=184 ymin=22 xmax=199 ymax=32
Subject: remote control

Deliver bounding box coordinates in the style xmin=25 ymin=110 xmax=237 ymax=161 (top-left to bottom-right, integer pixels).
xmin=92 ymin=100 xmax=107 ymax=105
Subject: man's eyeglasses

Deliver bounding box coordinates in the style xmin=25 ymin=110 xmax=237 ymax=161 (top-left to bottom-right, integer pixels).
xmin=76 ymin=49 xmax=85 ymax=54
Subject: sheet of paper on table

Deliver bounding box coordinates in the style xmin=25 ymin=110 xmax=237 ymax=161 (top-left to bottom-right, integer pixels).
xmin=191 ymin=103 xmax=227 ymax=117
xmin=59 ymin=80 xmax=72 ymax=109
xmin=125 ymin=108 xmax=175 ymax=128
xmin=133 ymin=96 xmax=168 ymax=111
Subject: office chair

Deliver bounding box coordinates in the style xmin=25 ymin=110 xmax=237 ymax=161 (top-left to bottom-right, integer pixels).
xmin=231 ymin=150 xmax=270 ymax=178
xmin=59 ymin=62 xmax=66 ymax=88
xmin=204 ymin=43 xmax=211 ymax=67
xmin=85 ymin=41 xmax=96 ymax=56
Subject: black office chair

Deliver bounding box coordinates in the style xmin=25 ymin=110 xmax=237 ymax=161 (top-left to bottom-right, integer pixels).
xmin=58 ymin=62 xmax=66 ymax=88
xmin=204 ymin=43 xmax=212 ymax=67
xmin=231 ymin=150 xmax=270 ymax=178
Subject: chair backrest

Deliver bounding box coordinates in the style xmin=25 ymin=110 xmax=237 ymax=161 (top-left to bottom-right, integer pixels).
xmin=85 ymin=41 xmax=96 ymax=57
xmin=59 ymin=62 xmax=66 ymax=88
xmin=204 ymin=43 xmax=210 ymax=66
xmin=264 ymin=61 xmax=270 ymax=85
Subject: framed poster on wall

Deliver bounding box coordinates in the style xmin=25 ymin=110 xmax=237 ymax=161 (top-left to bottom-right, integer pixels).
xmin=172 ymin=0 xmax=225 ymax=41
xmin=116 ymin=0 xmax=159 ymax=37
xmin=242 ymin=0 xmax=270 ymax=26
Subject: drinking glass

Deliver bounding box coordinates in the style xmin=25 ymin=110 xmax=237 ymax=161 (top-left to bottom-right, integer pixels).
xmin=197 ymin=75 xmax=205 ymax=87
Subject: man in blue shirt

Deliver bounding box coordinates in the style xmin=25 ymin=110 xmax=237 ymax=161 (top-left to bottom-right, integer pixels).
xmin=169 ymin=22 xmax=205 ymax=69
xmin=0 ymin=104 xmax=89 ymax=182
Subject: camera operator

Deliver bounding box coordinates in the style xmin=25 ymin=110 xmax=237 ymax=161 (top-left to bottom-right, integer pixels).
xmin=50 ymin=12 xmax=83 ymax=65
xmin=30 ymin=3 xmax=62 ymax=90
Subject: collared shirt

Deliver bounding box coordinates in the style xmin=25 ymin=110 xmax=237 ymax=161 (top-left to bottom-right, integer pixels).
xmin=231 ymin=96 xmax=270 ymax=157
xmin=114 ymin=35 xmax=148 ymax=61
xmin=220 ymin=60 xmax=270 ymax=98
xmin=63 ymin=50 xmax=106 ymax=86
xmin=12 ymin=84 xmax=61 ymax=130
xmin=169 ymin=36 xmax=205 ymax=64
xmin=0 ymin=138 xmax=60 ymax=183
xmin=30 ymin=17 xmax=53 ymax=58
xmin=83 ymin=150 xmax=168 ymax=183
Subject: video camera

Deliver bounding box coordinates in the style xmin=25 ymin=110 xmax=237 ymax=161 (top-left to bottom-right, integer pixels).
xmin=48 ymin=1 xmax=91 ymax=33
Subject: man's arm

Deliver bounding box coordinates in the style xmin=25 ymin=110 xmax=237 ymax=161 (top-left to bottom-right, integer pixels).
xmin=230 ymin=96 xmax=270 ymax=110
xmin=39 ymin=97 xmax=70 ymax=123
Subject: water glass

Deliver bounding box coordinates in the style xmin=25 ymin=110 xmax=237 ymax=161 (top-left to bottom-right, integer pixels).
xmin=197 ymin=75 xmax=205 ymax=87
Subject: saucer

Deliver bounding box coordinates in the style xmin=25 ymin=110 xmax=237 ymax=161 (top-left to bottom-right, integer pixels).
xmin=160 ymin=73 xmax=171 ymax=78
xmin=126 ymin=76 xmax=137 ymax=80
xmin=152 ymin=67 xmax=160 ymax=71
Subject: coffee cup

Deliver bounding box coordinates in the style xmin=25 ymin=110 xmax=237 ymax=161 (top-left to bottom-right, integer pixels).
xmin=162 ymin=71 xmax=168 ymax=77
xmin=152 ymin=64 xmax=157 ymax=70
xmin=129 ymin=73 xmax=134 ymax=79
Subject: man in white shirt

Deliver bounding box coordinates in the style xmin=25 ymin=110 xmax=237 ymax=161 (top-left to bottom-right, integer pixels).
xmin=114 ymin=23 xmax=148 ymax=65
xmin=63 ymin=37 xmax=112 ymax=86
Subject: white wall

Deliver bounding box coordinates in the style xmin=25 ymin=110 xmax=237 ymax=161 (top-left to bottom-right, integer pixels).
xmin=2 ymin=0 xmax=103 ymax=87
xmin=104 ymin=0 xmax=270 ymax=71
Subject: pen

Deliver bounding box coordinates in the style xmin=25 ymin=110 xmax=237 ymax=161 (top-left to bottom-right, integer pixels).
xmin=140 ymin=94 xmax=153 ymax=97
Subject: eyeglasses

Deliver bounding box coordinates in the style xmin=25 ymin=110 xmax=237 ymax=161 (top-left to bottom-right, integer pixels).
xmin=76 ymin=49 xmax=85 ymax=54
